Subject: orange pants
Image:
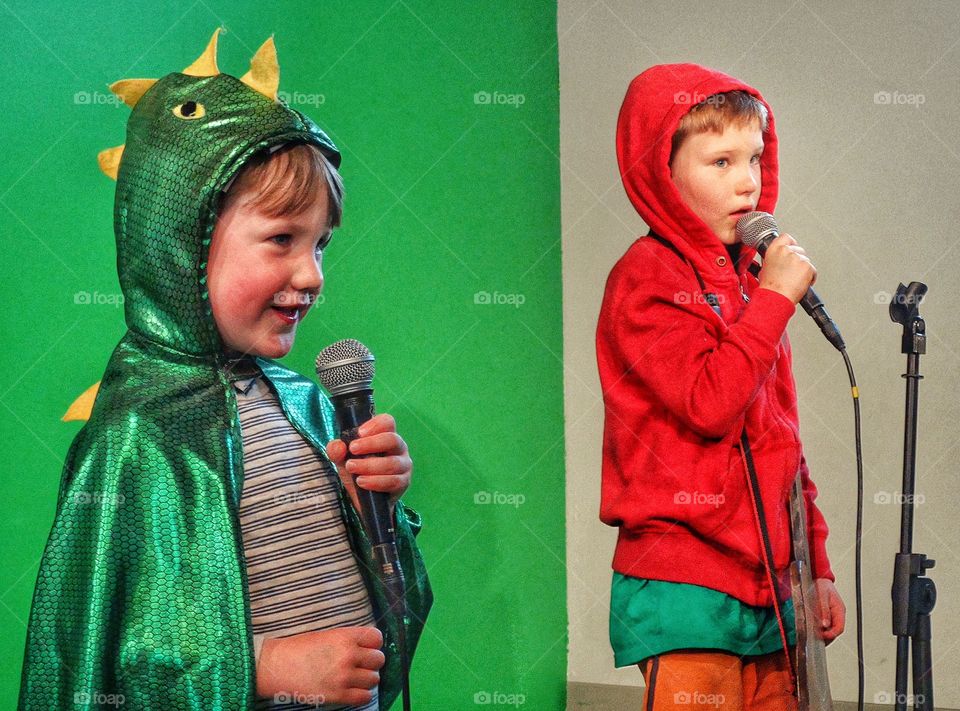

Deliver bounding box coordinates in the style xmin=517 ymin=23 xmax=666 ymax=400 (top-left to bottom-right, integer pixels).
xmin=639 ymin=650 xmax=798 ymax=710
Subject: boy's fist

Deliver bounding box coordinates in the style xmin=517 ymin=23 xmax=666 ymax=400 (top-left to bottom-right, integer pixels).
xmin=757 ymin=233 xmax=817 ymax=305
xmin=257 ymin=626 xmax=385 ymax=706
xmin=814 ymin=578 xmax=845 ymax=644
xmin=326 ymin=413 xmax=412 ymax=512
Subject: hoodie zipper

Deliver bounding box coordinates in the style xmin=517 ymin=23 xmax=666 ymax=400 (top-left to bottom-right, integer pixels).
xmin=728 ymin=250 xmax=751 ymax=304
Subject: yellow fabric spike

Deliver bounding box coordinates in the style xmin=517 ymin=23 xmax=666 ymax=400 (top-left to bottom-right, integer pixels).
xmin=108 ymin=78 xmax=158 ymax=108
xmin=63 ymin=381 xmax=101 ymax=422
xmin=98 ymin=144 xmax=125 ymax=180
xmin=240 ymin=36 xmax=279 ymax=101
xmin=182 ymin=27 xmax=222 ymax=77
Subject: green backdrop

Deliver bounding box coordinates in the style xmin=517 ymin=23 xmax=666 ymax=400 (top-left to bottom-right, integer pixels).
xmin=0 ymin=2 xmax=565 ymax=708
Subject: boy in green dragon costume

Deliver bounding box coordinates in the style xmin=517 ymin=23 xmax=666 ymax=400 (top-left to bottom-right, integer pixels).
xmin=17 ymin=29 xmax=431 ymax=710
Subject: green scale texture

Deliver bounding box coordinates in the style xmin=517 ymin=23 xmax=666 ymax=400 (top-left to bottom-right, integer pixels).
xmin=18 ymin=68 xmax=432 ymax=710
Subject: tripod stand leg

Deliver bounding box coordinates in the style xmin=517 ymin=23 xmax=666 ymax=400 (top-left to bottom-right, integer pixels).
xmin=894 ymin=637 xmax=909 ymax=711
xmin=911 ymin=608 xmax=934 ymax=710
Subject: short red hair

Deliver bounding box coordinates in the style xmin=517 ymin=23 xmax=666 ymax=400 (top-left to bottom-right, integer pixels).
xmin=220 ymin=142 xmax=344 ymax=228
xmin=670 ymin=91 xmax=769 ymax=164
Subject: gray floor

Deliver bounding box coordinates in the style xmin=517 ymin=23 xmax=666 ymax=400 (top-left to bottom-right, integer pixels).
xmin=566 ymin=682 xmax=951 ymax=710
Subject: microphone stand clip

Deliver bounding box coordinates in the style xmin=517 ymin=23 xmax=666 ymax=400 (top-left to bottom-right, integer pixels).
xmin=888 ymin=281 xmax=936 ymax=711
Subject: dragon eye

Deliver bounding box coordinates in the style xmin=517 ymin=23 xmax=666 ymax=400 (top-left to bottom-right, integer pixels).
xmin=172 ymin=101 xmax=206 ymax=120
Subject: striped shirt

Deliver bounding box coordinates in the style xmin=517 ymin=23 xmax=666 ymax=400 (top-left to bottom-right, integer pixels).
xmin=233 ymin=373 xmax=378 ymax=711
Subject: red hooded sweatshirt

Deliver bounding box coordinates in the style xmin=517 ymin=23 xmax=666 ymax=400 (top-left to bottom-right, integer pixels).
xmin=597 ymin=63 xmax=834 ymax=608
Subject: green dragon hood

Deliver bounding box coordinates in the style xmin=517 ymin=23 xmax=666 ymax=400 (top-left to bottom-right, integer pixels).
xmin=106 ymin=28 xmax=340 ymax=355
xmin=18 ymin=30 xmax=431 ymax=711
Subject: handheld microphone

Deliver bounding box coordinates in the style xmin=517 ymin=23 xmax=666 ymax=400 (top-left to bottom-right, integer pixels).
xmin=736 ymin=211 xmax=846 ymax=352
xmin=315 ymin=338 xmax=411 ymax=709
xmin=314 ymin=339 xmax=404 ymax=588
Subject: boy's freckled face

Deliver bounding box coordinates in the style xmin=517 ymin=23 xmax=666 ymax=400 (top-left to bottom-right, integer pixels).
xmin=206 ymin=190 xmax=331 ymax=359
xmin=670 ymin=121 xmax=764 ymax=245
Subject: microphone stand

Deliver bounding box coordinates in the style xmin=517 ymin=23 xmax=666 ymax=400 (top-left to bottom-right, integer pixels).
xmin=889 ymin=281 xmax=936 ymax=711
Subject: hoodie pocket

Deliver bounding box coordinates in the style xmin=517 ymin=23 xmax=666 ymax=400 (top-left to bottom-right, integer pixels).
xmin=666 ymin=439 xmax=741 ymax=537
xmin=691 ymin=441 xmax=755 ymax=539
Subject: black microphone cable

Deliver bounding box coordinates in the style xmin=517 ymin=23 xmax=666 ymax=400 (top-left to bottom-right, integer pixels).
xmin=842 ymin=348 xmax=865 ymax=711
xmin=737 ymin=213 xmax=865 ymax=711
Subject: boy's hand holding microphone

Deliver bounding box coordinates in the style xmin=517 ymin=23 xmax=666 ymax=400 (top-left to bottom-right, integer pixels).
xmin=756 ymin=232 xmax=817 ymax=305
xmin=738 ymin=211 xmax=846 ymax=352
xmin=325 ymin=413 xmax=412 ymax=513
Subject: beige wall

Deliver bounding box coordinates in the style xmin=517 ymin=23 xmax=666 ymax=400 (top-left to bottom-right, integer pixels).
xmin=560 ymin=1 xmax=960 ymax=705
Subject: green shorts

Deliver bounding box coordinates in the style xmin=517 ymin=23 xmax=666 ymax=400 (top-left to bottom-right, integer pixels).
xmin=609 ymin=573 xmax=797 ymax=667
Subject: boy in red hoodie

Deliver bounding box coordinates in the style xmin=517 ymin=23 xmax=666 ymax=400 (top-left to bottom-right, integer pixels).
xmin=597 ymin=64 xmax=845 ymax=709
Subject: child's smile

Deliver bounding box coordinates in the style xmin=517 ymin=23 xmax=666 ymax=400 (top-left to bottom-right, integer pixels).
xmin=207 ymin=191 xmax=331 ymax=358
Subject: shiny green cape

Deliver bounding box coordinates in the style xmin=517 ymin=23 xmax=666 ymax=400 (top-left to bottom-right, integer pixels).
xmin=18 ymin=31 xmax=431 ymax=710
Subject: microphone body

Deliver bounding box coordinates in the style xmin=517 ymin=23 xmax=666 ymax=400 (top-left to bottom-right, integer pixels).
xmin=329 ymin=389 xmax=397 ymax=556
xmin=315 ymin=340 xmax=404 ymax=586
xmin=316 ymin=339 xmax=413 ymax=709
xmin=736 ymin=212 xmax=846 ymax=352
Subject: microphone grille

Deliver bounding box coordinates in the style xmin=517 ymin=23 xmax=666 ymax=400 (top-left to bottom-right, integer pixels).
xmin=315 ymin=339 xmax=376 ymax=396
xmin=736 ymin=211 xmax=779 ymax=248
